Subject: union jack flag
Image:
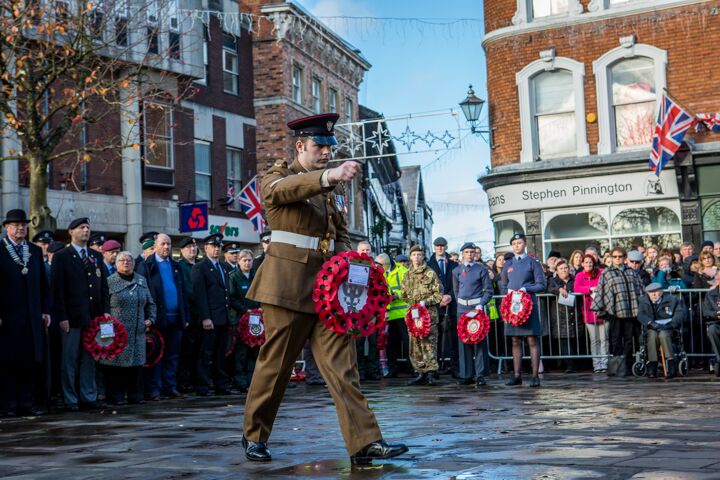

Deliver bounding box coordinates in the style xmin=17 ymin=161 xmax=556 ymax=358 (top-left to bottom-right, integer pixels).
xmin=648 ymin=93 xmax=696 ymax=176
xmin=696 ymin=113 xmax=720 ymax=133
xmin=237 ymin=176 xmax=266 ymax=233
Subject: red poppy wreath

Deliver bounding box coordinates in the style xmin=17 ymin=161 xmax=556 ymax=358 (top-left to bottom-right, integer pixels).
xmin=405 ymin=303 xmax=431 ymax=338
xmin=144 ymin=327 xmax=165 ymax=367
xmin=82 ymin=315 xmax=128 ymax=360
xmin=238 ymin=309 xmax=266 ymax=348
xmin=500 ymin=290 xmax=533 ymax=326
xmin=457 ymin=309 xmax=491 ymax=344
xmin=313 ymin=251 xmax=390 ymax=339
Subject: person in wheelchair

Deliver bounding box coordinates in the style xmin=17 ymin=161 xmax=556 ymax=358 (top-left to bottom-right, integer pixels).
xmin=637 ymin=283 xmax=685 ymax=378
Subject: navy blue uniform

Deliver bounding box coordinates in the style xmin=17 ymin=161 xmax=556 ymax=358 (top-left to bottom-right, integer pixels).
xmin=453 ymin=262 xmax=494 ymax=380
xmin=500 ymin=255 xmax=547 ymax=337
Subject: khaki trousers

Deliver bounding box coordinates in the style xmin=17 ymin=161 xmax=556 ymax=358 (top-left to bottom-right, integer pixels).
xmin=243 ymin=304 xmax=382 ymax=455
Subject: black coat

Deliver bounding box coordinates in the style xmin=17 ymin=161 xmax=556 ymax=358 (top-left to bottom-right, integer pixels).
xmin=192 ymin=258 xmax=230 ymax=326
xmin=0 ymin=239 xmax=50 ymax=365
xmin=547 ymin=275 xmax=577 ymax=338
xmin=427 ymin=254 xmax=458 ymax=318
xmin=51 ymin=245 xmax=110 ymax=328
xmin=135 ymin=255 xmax=190 ymax=330
xmin=228 ymin=269 xmax=260 ymax=322
xmin=178 ymin=258 xmax=197 ymax=321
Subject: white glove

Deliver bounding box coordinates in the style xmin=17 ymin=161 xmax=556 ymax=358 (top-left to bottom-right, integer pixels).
xmin=420 ymin=301 xmax=426 ymax=307
xmin=519 ymin=287 xmax=527 ymax=293
xmin=474 ymin=305 xmax=483 ymax=312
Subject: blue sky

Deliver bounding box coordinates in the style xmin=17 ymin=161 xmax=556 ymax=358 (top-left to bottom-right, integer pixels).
xmin=296 ymin=0 xmax=494 ymax=254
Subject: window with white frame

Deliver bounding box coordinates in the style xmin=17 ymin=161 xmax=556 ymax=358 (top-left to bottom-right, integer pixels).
xmin=167 ymin=0 xmax=181 ymax=60
xmin=533 ymin=70 xmax=576 ymax=158
xmin=513 ymin=0 xmax=581 ymax=24
xmin=344 ymin=97 xmax=353 ymax=124
xmin=593 ymin=41 xmax=666 ymax=155
xmin=194 ymin=141 xmax=212 ymax=205
xmin=88 ymin=2 xmax=105 ymax=42
xmin=194 ymin=25 xmax=209 ymax=85
xmin=532 ymin=0 xmax=569 ymax=18
xmin=146 ymin=0 xmax=159 ymax=55
xmin=292 ymin=65 xmax=303 ymax=104
xmin=143 ymin=101 xmax=174 ymax=169
xmin=114 ymin=0 xmax=129 ymax=46
xmin=226 ymin=148 xmax=244 ymax=211
xmin=516 ymin=54 xmax=589 ymax=163
xmin=328 ymin=87 xmax=338 ymax=113
xmin=222 ymin=33 xmax=239 ymax=95
xmin=610 ymin=58 xmax=655 ymax=148
xmin=311 ymin=77 xmax=322 ymax=113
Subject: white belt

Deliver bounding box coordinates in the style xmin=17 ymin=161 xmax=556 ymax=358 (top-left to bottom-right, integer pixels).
xmin=457 ymin=297 xmax=483 ymax=306
xmin=270 ymin=230 xmax=335 ymax=252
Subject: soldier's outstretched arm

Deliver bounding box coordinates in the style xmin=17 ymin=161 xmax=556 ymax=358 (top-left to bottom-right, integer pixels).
xmin=263 ymin=170 xmax=332 ymax=206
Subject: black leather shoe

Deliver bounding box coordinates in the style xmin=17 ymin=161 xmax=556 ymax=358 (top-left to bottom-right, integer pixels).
xmin=647 ymin=362 xmax=658 ymax=378
xmin=475 ymin=376 xmax=487 ymax=387
xmin=506 ymin=376 xmax=522 ymax=386
xmin=529 ymin=376 xmax=540 ymax=388
xmin=667 ymin=359 xmax=677 ymax=379
xmin=350 ymin=440 xmax=409 ymax=465
xmin=407 ymin=373 xmax=428 ymax=386
xmin=456 ymin=377 xmax=474 ymax=386
xmin=242 ymin=436 xmax=271 ymax=462
xmin=426 ymin=373 xmax=436 ymax=386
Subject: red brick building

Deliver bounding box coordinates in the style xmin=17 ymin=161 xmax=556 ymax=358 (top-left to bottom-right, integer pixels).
xmin=479 ymin=0 xmax=720 ymax=256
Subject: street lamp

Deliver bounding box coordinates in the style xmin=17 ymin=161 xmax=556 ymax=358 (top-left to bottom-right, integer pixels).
xmin=459 ymin=84 xmax=494 ymax=147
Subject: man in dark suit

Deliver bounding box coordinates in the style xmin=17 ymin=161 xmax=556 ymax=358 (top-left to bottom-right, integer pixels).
xmin=252 ymin=231 xmax=271 ymax=271
xmin=426 ymin=236 xmax=459 ymax=377
xmin=0 ymin=210 xmax=51 ymax=417
xmin=192 ymin=233 xmax=233 ymax=396
xmin=32 ymin=229 xmax=54 ymax=283
xmin=176 ymin=236 xmax=199 ymax=393
xmin=135 ymin=233 xmax=189 ymax=399
xmin=51 ymin=217 xmax=110 ymax=411
xmin=223 ymin=242 xmax=241 ymax=273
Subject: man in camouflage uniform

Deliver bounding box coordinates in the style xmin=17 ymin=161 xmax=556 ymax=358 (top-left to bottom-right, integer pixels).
xmin=400 ymin=244 xmax=443 ymax=386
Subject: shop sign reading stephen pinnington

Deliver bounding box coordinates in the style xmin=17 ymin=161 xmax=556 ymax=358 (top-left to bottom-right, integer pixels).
xmin=486 ymin=170 xmax=678 ymax=216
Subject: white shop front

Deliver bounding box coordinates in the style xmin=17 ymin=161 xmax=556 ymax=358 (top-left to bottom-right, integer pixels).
xmin=485 ymin=170 xmax=681 ymax=257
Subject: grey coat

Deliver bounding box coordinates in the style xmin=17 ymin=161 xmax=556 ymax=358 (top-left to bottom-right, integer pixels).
xmin=99 ymin=273 xmax=156 ymax=368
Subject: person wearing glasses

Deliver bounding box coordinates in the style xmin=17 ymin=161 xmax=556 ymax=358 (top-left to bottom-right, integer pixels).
xmin=591 ymin=247 xmax=644 ymax=377
xmin=626 ymin=250 xmax=651 ymax=287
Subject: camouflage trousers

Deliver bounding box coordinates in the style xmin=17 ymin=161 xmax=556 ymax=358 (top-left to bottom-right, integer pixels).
xmin=409 ymin=318 xmax=439 ymax=373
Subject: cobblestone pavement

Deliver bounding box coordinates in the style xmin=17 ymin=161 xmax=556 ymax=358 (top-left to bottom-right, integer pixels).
xmin=2 ymin=372 xmax=720 ymax=479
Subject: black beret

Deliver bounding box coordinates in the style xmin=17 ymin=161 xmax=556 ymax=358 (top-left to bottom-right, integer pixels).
xmin=510 ymin=232 xmax=526 ymax=243
xmin=178 ymin=237 xmax=197 ymax=248
xmin=68 ymin=217 xmax=89 ymax=230
xmin=138 ymin=231 xmax=159 ymax=245
xmin=32 ymin=230 xmax=54 ymax=243
xmin=460 ymin=242 xmax=477 ymax=252
xmin=47 ymin=241 xmax=66 ymax=253
xmin=88 ymin=233 xmax=107 ymax=246
xmin=547 ymin=250 xmax=562 ymax=259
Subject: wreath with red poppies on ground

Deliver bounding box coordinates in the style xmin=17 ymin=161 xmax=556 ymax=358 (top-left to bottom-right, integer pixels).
xmin=82 ymin=315 xmax=128 ymax=360
xmin=144 ymin=327 xmax=165 ymax=367
xmin=405 ymin=303 xmax=431 ymax=338
xmin=457 ymin=309 xmax=491 ymax=344
xmin=500 ymin=290 xmax=533 ymax=326
xmin=313 ymin=251 xmax=390 ymax=339
xmin=238 ymin=308 xmax=266 ymax=348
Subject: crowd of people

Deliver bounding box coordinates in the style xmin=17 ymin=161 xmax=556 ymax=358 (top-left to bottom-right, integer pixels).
xmin=2 ymin=207 xmax=720 ymax=417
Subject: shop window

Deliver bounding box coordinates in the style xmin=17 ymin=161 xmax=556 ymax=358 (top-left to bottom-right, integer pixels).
xmin=702 ymin=199 xmax=720 ymax=242
xmin=593 ymin=41 xmax=666 ymax=155
xmin=494 ymin=219 xmax=524 ymax=247
xmin=545 ymin=212 xmax=608 ymax=240
xmin=611 ymin=206 xmax=679 ymax=234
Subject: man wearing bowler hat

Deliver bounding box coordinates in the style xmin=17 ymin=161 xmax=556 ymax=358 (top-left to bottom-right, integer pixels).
xmin=51 ymin=217 xmax=110 ymax=411
xmin=192 ymin=233 xmax=233 ymax=396
xmin=242 ymin=113 xmax=407 ymax=464
xmin=0 ymin=210 xmax=51 ymax=416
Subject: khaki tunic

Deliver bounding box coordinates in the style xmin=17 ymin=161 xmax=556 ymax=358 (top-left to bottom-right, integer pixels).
xmin=400 ymin=263 xmax=443 ymax=373
xmin=243 ymin=158 xmax=382 ymax=455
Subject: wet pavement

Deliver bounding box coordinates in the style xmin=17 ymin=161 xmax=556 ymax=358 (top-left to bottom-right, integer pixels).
xmin=2 ymin=372 xmax=720 ymax=479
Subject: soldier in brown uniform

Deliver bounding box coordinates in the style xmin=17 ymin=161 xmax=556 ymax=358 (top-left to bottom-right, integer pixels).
xmin=242 ymin=113 xmax=408 ymax=465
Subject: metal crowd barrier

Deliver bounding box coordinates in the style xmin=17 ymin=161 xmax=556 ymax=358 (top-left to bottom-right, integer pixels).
xmin=484 ymin=289 xmax=716 ymax=375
